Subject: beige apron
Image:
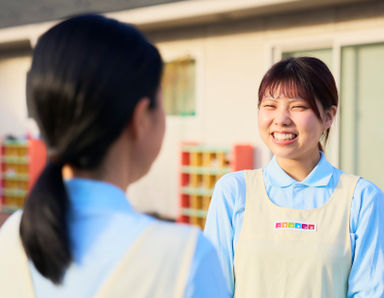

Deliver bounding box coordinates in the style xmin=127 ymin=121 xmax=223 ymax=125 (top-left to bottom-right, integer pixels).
xmin=234 ymin=169 xmax=359 ymax=298
xmin=0 ymin=211 xmax=198 ymax=298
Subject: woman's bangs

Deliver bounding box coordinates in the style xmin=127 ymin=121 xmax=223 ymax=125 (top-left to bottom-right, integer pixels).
xmin=262 ymin=78 xmax=309 ymax=100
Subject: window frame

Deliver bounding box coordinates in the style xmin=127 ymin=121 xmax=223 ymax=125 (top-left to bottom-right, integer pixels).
xmin=158 ymin=44 xmax=204 ymax=121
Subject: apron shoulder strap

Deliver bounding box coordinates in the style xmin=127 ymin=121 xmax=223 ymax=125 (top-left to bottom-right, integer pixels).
xmin=96 ymin=222 xmax=199 ymax=298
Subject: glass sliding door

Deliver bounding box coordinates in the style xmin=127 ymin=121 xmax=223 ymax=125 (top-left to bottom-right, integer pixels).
xmin=340 ymin=43 xmax=384 ymax=189
xmin=282 ymin=48 xmax=333 ymax=71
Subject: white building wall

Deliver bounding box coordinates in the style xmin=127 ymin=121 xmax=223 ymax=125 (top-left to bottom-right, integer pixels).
xmin=0 ymin=55 xmax=33 ymax=137
xmin=0 ymin=2 xmax=383 ymax=218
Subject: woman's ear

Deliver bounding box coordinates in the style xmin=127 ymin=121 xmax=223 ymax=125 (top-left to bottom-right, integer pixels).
xmin=324 ymin=105 xmax=337 ymax=129
xmin=129 ymin=97 xmax=151 ymax=140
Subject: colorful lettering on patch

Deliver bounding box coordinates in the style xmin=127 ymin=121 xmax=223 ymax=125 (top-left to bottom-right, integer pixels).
xmin=274 ymin=221 xmax=316 ymax=232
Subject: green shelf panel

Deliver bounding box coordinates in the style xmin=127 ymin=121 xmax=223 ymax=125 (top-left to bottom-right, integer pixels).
xmin=181 ymin=166 xmax=231 ymax=175
xmin=181 ymin=208 xmax=208 ymax=218
xmin=1 ymin=172 xmax=29 ymax=181
xmin=181 ymin=186 xmax=213 ymax=196
xmin=1 ymin=206 xmax=20 ymax=213
xmin=2 ymin=188 xmax=28 ymax=197
xmin=2 ymin=140 xmax=28 ymax=147
xmin=182 ymin=145 xmax=230 ymax=154
xmin=1 ymin=155 xmax=29 ymax=164
xmin=179 ymin=111 xmax=196 ymax=117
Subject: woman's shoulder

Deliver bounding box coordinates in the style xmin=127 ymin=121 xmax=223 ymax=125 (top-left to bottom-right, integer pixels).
xmin=147 ymin=220 xmax=218 ymax=249
xmin=161 ymin=223 xmax=224 ymax=278
xmin=209 ymin=170 xmax=252 ymax=215
xmin=164 ymin=223 xmax=216 ymax=254
xmin=356 ymin=176 xmax=383 ymax=192
xmin=338 ymin=170 xmax=384 ymax=208
xmin=343 ymin=174 xmax=384 ymax=236
xmin=354 ymin=176 xmax=384 ymax=202
xmin=148 ymin=221 xmax=213 ymax=257
xmin=215 ymin=169 xmax=265 ymax=195
xmin=215 ymin=170 xmax=248 ymax=192
xmin=338 ymin=168 xmax=384 ymax=198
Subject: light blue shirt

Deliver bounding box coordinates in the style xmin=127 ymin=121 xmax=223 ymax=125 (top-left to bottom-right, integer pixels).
xmin=204 ymin=153 xmax=384 ymax=297
xmin=29 ymin=178 xmax=229 ymax=298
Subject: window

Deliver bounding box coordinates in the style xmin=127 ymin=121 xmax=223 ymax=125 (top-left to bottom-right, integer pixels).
xmin=282 ymin=48 xmax=333 ymax=71
xmin=340 ymin=43 xmax=384 ymax=189
xmin=161 ymin=56 xmax=196 ymax=116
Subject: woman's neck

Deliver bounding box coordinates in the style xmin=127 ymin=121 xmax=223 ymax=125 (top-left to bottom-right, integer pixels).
xmin=72 ymin=133 xmax=132 ymax=192
xmin=276 ymin=152 xmax=321 ymax=182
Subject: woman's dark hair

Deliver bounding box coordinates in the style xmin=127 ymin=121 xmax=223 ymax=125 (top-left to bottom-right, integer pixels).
xmin=258 ymin=56 xmax=338 ymax=151
xmin=20 ymin=14 xmax=163 ymax=284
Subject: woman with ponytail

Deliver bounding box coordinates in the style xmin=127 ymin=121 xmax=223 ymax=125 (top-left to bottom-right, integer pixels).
xmin=204 ymin=57 xmax=384 ymax=297
xmin=0 ymin=14 xmax=228 ymax=298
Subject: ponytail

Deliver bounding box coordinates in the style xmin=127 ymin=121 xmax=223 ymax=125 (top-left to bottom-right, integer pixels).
xmin=20 ymin=162 xmax=71 ymax=284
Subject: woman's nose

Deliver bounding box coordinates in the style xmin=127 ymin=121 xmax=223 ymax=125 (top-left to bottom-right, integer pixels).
xmin=274 ymin=109 xmax=292 ymax=126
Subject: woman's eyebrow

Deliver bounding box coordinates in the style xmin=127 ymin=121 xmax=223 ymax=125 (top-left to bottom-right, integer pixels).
xmin=262 ymin=96 xmax=278 ymax=101
xmin=288 ymin=98 xmax=307 ymax=103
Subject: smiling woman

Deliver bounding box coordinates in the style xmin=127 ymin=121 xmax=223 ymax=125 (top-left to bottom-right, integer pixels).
xmin=204 ymin=57 xmax=384 ymax=297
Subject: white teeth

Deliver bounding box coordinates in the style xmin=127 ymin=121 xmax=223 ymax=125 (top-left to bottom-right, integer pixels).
xmin=273 ymin=133 xmax=296 ymax=140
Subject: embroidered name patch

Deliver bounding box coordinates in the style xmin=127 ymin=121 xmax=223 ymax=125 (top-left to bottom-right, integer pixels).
xmin=274 ymin=221 xmax=316 ymax=231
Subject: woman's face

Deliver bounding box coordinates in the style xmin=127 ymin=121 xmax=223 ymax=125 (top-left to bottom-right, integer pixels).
xmin=258 ymin=89 xmax=332 ymax=164
xmin=149 ymin=89 xmax=166 ymax=161
xmin=142 ymin=89 xmax=166 ymax=172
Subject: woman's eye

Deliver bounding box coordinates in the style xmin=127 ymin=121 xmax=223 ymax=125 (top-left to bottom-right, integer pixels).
xmin=292 ymin=106 xmax=308 ymax=110
xmin=263 ymin=104 xmax=276 ymax=109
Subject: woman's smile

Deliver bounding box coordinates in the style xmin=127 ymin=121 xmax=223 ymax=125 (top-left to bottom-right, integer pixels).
xmin=271 ymin=131 xmax=298 ymax=144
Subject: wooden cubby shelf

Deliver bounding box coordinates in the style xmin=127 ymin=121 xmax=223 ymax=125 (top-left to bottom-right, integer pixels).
xmin=0 ymin=137 xmax=46 ymax=213
xmin=177 ymin=143 xmax=254 ymax=229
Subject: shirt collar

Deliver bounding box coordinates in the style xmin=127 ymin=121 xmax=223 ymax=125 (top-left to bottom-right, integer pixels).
xmin=265 ymin=152 xmax=334 ymax=187
xmin=65 ymin=178 xmax=135 ymax=214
